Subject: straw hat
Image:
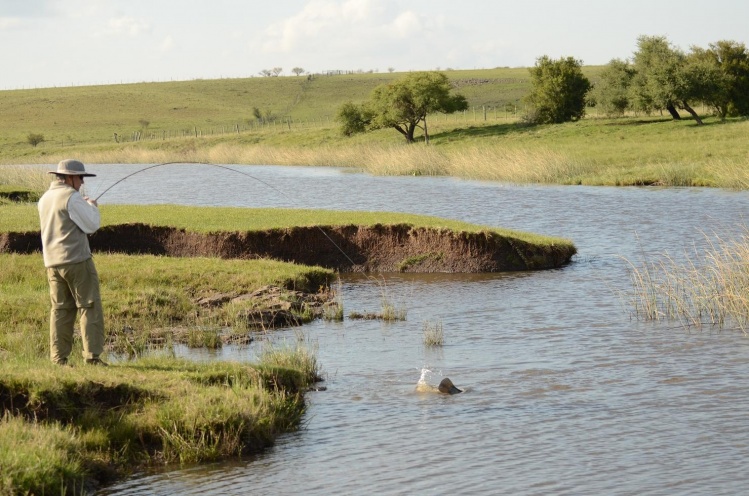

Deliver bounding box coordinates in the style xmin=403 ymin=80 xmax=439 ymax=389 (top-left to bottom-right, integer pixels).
xmin=48 ymin=159 xmax=96 ymax=177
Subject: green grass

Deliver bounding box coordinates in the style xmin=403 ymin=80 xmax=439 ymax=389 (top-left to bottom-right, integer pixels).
xmin=0 ymin=249 xmax=329 ymax=493
xmin=8 ymin=65 xmax=747 ymax=190
xmin=0 ymin=67 xmax=540 ymax=154
xmin=1 ymin=203 xmax=575 ymax=249
xmin=2 ymin=65 xmax=746 ymax=188
xmin=0 ymin=252 xmax=333 ymax=361
xmin=0 ymin=353 xmax=319 ymax=495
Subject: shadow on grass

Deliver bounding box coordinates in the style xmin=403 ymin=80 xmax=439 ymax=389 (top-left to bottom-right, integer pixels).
xmin=601 ymin=115 xmax=738 ymax=128
xmin=431 ymin=122 xmax=536 ymax=141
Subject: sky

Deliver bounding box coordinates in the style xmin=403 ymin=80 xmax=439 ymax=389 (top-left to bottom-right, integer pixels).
xmin=2 ymin=0 xmax=748 ymax=89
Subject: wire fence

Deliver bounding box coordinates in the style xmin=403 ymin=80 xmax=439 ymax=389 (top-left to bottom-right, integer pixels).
xmin=106 ymin=105 xmax=529 ymax=144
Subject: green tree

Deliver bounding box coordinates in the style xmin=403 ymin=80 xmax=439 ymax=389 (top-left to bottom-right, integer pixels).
xmin=591 ymin=58 xmax=636 ymax=117
xmin=524 ymin=56 xmax=591 ymax=124
xmin=335 ymin=71 xmax=467 ymax=143
xmin=630 ymin=35 xmax=705 ymax=124
xmin=335 ymin=102 xmax=373 ymax=137
xmin=691 ymin=40 xmax=749 ymax=118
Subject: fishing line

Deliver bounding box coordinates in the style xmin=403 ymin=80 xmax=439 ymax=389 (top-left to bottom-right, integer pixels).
xmin=93 ymin=161 xmax=361 ymax=268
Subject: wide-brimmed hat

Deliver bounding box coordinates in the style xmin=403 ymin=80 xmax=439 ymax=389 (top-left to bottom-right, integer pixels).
xmin=48 ymin=159 xmax=96 ymax=177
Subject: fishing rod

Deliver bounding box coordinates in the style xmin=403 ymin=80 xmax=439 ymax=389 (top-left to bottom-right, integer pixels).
xmin=93 ymin=161 xmax=360 ymax=268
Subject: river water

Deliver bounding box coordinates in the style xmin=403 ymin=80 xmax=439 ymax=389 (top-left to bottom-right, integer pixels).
xmin=79 ymin=163 xmax=749 ymax=495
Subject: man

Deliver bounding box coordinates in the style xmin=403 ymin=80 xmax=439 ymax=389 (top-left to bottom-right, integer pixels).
xmin=38 ymin=159 xmax=107 ymax=366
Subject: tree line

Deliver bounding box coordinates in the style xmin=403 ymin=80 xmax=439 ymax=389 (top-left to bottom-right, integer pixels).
xmin=336 ymin=35 xmax=749 ymax=143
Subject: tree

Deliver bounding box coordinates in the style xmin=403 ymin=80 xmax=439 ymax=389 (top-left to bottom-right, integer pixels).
xmin=690 ymin=40 xmax=749 ymax=118
xmin=630 ymin=35 xmax=704 ymax=124
xmin=336 ymin=71 xmax=467 ymax=143
xmin=258 ymin=69 xmax=272 ymax=77
xmin=26 ymin=133 xmax=45 ymax=147
xmin=591 ymin=58 xmax=636 ymax=117
xmin=524 ymin=56 xmax=591 ymax=124
xmin=292 ymin=67 xmax=305 ymax=76
xmin=336 ymin=102 xmax=373 ymax=136
xmin=271 ymin=67 xmax=283 ymax=77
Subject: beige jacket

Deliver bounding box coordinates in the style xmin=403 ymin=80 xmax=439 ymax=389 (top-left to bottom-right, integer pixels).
xmin=38 ymin=181 xmax=100 ymax=268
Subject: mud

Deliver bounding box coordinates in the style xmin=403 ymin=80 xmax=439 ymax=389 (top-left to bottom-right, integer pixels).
xmin=0 ymin=223 xmax=575 ymax=272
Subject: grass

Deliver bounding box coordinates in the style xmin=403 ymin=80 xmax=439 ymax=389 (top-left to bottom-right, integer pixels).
xmin=1 ymin=203 xmax=575 ymax=250
xmin=0 ymin=249 xmax=330 ymax=493
xmin=423 ymin=319 xmax=445 ymax=346
xmin=624 ymin=228 xmax=749 ymax=331
xmin=2 ymin=67 xmax=747 ymax=189
xmin=0 ymin=353 xmax=320 ymax=495
xmin=0 ymin=253 xmax=334 ymax=361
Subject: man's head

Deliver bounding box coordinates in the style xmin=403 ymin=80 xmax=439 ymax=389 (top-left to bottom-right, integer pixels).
xmin=49 ymin=159 xmax=96 ymax=191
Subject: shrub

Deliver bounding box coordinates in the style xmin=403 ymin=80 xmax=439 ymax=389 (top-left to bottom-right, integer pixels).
xmin=26 ymin=133 xmax=45 ymax=147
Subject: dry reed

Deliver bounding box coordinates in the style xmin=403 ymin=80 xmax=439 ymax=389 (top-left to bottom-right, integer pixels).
xmin=67 ymin=142 xmax=589 ymax=184
xmin=422 ymin=319 xmax=445 ymax=346
xmin=624 ymin=228 xmax=749 ymax=331
xmin=0 ymin=165 xmax=49 ymax=193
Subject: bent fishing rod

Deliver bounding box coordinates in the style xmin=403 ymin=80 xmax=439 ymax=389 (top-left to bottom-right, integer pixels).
xmin=92 ymin=161 xmax=360 ymax=269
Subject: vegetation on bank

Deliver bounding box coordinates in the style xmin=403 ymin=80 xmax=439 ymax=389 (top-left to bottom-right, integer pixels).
xmin=2 ymin=203 xmax=573 ymax=249
xmin=0 ymin=352 xmax=320 ymax=495
xmin=0 ymin=249 xmax=330 ymax=494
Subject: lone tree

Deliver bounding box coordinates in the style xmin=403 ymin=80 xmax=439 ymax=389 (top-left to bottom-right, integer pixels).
xmin=336 ymin=71 xmax=467 ymax=143
xmin=26 ymin=133 xmax=45 ymax=147
xmin=524 ymin=56 xmax=591 ymax=124
xmin=291 ymin=67 xmax=305 ymax=76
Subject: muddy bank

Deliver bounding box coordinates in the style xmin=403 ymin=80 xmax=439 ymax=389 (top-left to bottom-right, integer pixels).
xmin=0 ymin=223 xmax=575 ymax=272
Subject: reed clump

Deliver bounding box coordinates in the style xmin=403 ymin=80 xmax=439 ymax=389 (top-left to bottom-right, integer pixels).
xmin=624 ymin=228 xmax=749 ymax=331
xmin=423 ymin=319 xmax=445 ymax=346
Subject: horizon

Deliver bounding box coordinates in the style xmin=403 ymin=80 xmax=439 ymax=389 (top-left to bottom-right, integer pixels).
xmin=1 ymin=0 xmax=748 ymax=91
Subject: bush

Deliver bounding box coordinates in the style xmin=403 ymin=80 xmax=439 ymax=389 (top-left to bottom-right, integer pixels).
xmin=26 ymin=133 xmax=45 ymax=147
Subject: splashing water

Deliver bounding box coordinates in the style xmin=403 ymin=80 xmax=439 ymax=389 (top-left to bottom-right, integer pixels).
xmin=415 ymin=368 xmax=438 ymax=392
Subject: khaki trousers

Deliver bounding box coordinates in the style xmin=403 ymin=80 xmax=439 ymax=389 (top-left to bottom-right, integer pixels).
xmin=46 ymin=258 xmax=105 ymax=363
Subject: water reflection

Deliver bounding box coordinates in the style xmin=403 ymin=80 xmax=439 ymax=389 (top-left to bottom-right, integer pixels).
xmin=71 ymin=164 xmax=749 ymax=496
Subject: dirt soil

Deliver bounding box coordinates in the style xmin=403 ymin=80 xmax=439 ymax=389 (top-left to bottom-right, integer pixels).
xmin=0 ymin=223 xmax=575 ymax=272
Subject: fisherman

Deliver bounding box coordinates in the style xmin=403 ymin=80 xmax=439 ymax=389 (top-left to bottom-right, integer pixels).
xmin=38 ymin=159 xmax=107 ymax=366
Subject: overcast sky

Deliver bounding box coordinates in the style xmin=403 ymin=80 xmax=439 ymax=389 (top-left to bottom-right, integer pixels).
xmin=2 ymin=0 xmax=748 ymax=89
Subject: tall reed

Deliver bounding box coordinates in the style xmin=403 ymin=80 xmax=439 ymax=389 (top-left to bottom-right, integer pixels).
xmin=624 ymin=228 xmax=749 ymax=331
xmin=0 ymin=165 xmax=49 ymax=194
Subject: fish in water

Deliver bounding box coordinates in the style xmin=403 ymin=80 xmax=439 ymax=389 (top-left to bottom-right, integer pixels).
xmin=415 ymin=376 xmax=463 ymax=395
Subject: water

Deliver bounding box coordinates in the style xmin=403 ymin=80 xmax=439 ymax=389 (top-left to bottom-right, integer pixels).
xmin=78 ymin=164 xmax=749 ymax=495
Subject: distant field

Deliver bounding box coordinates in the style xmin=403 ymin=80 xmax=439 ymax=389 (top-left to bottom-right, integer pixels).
xmin=2 ymin=66 xmax=747 ymax=189
xmin=1 ymin=67 xmax=601 ymax=153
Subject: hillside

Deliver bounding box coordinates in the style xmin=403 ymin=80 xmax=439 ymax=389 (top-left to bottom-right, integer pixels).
xmin=0 ymin=67 xmax=606 ymax=153
xmin=1 ymin=66 xmax=747 ymax=189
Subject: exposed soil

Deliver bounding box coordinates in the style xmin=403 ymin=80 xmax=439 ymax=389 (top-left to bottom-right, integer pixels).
xmin=1 ymin=223 xmax=575 ymax=272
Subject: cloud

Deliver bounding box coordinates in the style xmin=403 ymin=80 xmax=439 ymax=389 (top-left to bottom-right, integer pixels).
xmin=160 ymin=35 xmax=175 ymax=52
xmin=0 ymin=17 xmax=22 ymax=30
xmin=102 ymin=15 xmax=152 ymax=37
xmin=256 ymin=0 xmax=387 ymax=53
xmin=389 ymin=11 xmax=421 ymax=38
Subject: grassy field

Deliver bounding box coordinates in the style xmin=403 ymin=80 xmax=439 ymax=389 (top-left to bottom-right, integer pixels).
xmin=0 ymin=248 xmax=331 ymax=494
xmin=4 ymin=66 xmax=746 ymax=189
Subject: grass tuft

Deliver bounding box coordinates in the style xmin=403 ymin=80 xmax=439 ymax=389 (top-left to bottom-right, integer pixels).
xmin=422 ymin=319 xmax=445 ymax=346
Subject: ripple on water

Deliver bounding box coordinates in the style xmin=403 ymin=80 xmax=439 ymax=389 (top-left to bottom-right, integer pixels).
xmin=90 ymin=166 xmax=749 ymax=495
